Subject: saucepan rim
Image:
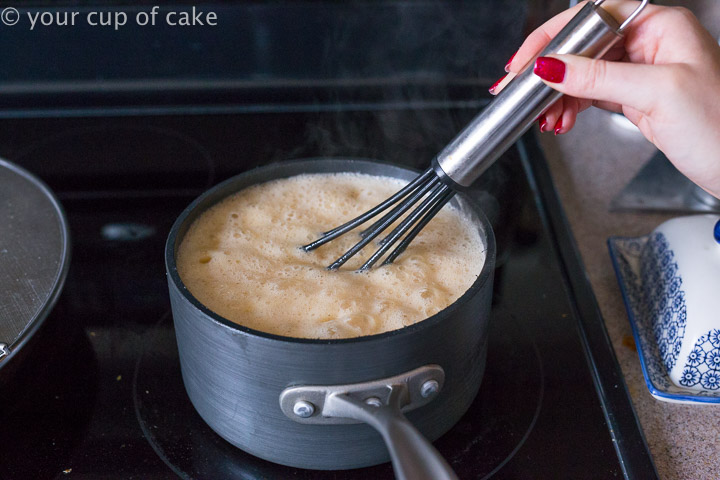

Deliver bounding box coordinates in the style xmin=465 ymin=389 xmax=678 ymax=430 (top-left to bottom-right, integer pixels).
xmin=165 ymin=157 xmax=495 ymax=345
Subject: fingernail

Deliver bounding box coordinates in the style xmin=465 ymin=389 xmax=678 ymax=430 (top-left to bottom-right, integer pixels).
xmin=504 ymin=52 xmax=516 ymax=73
xmin=534 ymin=56 xmax=566 ymax=83
xmin=538 ymin=114 xmax=548 ymax=132
xmin=489 ymin=74 xmax=507 ymax=95
xmin=554 ymin=117 xmax=563 ymax=135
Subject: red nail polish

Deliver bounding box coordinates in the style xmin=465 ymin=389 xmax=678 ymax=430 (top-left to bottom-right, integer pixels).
xmin=538 ymin=114 xmax=547 ymax=132
xmin=504 ymin=52 xmax=516 ymax=73
xmin=554 ymin=118 xmax=563 ymax=135
xmin=534 ymin=56 xmax=566 ymax=83
xmin=488 ymin=74 xmax=507 ymax=94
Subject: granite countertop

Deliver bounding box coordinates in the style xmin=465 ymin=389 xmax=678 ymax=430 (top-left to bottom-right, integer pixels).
xmin=539 ymin=110 xmax=720 ymax=479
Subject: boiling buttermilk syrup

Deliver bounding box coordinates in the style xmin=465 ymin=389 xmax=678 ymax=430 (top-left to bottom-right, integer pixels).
xmin=176 ymin=173 xmax=485 ymax=339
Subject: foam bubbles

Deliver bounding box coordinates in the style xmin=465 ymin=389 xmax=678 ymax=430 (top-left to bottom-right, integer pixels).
xmin=176 ymin=172 xmax=485 ymax=339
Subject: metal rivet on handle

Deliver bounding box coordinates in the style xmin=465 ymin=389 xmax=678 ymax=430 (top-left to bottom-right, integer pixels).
xmin=365 ymin=397 xmax=383 ymax=407
xmin=292 ymin=400 xmax=315 ymax=418
xmin=420 ymin=380 xmax=440 ymax=398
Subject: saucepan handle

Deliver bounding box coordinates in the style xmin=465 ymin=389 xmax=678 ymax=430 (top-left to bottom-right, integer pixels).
xmin=325 ymin=386 xmax=458 ymax=480
xmin=279 ymin=365 xmax=457 ymax=480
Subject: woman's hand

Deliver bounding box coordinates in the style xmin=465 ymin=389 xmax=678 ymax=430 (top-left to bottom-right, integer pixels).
xmin=494 ymin=1 xmax=720 ymax=198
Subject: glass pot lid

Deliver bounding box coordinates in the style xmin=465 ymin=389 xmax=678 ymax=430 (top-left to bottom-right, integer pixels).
xmin=0 ymin=159 xmax=70 ymax=367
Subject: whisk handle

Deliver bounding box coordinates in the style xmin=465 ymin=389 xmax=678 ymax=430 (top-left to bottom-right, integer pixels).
xmin=434 ymin=0 xmax=648 ymax=189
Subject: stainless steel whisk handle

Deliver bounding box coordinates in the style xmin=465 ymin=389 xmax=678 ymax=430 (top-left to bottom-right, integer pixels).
xmin=434 ymin=0 xmax=649 ymax=188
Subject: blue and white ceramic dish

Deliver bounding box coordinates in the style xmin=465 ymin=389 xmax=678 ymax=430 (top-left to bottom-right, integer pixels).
xmin=608 ymin=214 xmax=720 ymax=404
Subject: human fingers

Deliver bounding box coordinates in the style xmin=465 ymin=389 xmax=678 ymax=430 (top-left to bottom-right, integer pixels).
xmin=488 ymin=72 xmax=515 ymax=96
xmin=494 ymin=44 xmax=625 ymax=97
xmin=538 ymin=97 xmax=564 ymax=133
xmin=532 ymin=54 xmax=673 ymax=115
xmin=536 ymin=96 xmax=581 ymax=135
xmin=555 ymin=96 xmax=580 ymax=135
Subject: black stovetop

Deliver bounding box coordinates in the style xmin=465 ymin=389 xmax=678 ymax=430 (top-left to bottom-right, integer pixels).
xmin=0 ymin=105 xmax=657 ymax=479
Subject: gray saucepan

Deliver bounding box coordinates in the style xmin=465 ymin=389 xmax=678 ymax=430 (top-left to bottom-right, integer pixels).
xmin=165 ymin=158 xmax=495 ymax=480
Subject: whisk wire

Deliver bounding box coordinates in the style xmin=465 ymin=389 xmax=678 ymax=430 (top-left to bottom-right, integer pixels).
xmin=358 ymin=183 xmax=452 ymax=271
xmin=327 ymin=173 xmax=441 ymax=270
xmin=358 ymin=175 xmax=438 ymax=243
xmin=358 ymin=177 xmax=431 ymax=240
xmin=302 ymin=167 xmax=457 ymax=271
xmin=381 ymin=189 xmax=455 ymax=267
xmin=301 ymin=168 xmax=435 ymax=252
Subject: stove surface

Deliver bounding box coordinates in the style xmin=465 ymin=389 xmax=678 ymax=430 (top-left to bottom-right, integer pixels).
xmin=0 ymin=109 xmax=650 ymax=478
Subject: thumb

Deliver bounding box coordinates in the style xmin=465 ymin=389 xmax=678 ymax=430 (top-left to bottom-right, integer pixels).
xmin=533 ymin=54 xmax=670 ymax=114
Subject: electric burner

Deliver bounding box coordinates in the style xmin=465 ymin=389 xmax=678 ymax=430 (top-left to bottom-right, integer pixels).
xmin=12 ymin=125 xmax=218 ymax=198
xmin=0 ymin=106 xmax=656 ymax=478
xmin=0 ymin=304 xmax=98 ymax=480
xmin=133 ymin=310 xmax=543 ymax=479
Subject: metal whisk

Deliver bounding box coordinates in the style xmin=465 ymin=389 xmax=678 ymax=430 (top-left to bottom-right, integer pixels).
xmin=303 ymin=0 xmax=648 ymax=271
xmin=302 ymin=168 xmax=454 ymax=271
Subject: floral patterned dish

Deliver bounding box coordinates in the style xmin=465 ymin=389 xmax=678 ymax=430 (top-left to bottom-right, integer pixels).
xmin=608 ymin=233 xmax=720 ymax=404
